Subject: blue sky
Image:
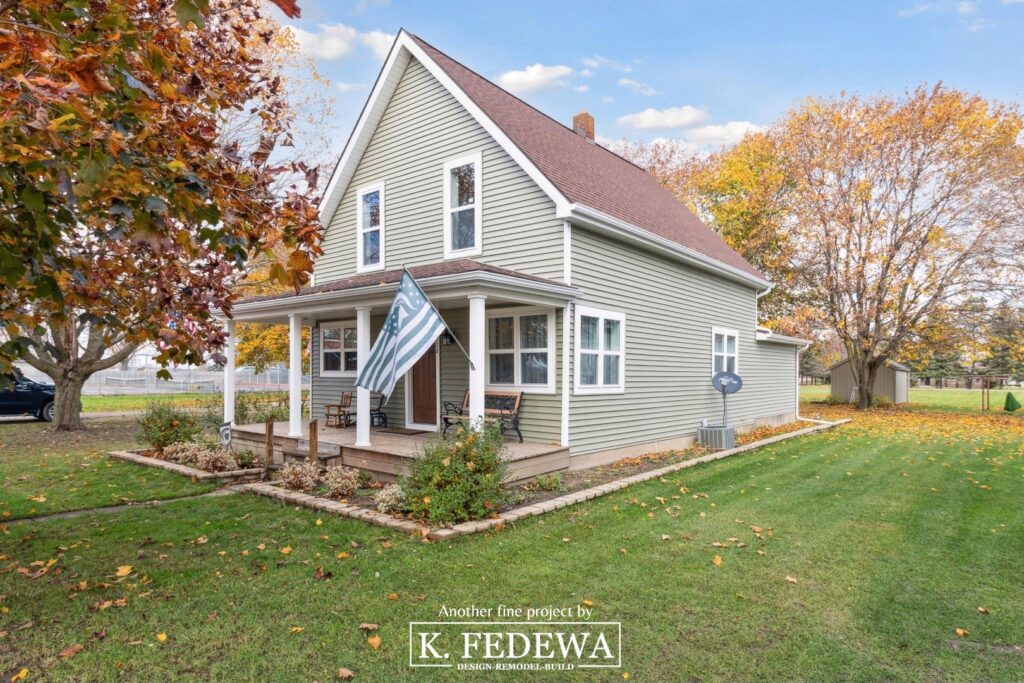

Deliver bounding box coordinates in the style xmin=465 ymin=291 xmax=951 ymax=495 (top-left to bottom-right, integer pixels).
xmin=280 ymin=0 xmax=1024 ymax=158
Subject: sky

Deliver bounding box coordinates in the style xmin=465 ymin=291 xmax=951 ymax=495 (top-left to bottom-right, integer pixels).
xmin=277 ymin=0 xmax=1024 ymax=159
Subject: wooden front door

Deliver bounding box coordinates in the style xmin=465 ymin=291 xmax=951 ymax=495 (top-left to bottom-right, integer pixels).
xmin=409 ymin=346 xmax=437 ymax=425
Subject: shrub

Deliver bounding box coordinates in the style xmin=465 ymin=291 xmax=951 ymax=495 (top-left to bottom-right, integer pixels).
xmin=375 ymin=484 xmax=408 ymax=514
xmin=163 ymin=442 xmax=206 ymax=467
xmin=403 ymin=424 xmax=507 ymax=525
xmin=138 ymin=403 xmax=201 ymax=449
xmin=323 ymin=467 xmax=362 ymax=497
xmin=874 ymin=395 xmax=894 ymax=409
xmin=195 ymin=448 xmax=237 ymax=472
xmin=279 ymin=461 xmax=320 ymax=492
xmin=522 ymin=473 xmax=564 ymax=492
xmin=235 ymin=450 xmax=261 ymax=468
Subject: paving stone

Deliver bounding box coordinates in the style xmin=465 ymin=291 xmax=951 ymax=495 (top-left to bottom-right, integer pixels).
xmin=428 ymin=528 xmax=461 ymax=541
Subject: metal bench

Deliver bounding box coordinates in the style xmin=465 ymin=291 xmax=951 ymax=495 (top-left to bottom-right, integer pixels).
xmin=442 ymin=389 xmax=523 ymax=443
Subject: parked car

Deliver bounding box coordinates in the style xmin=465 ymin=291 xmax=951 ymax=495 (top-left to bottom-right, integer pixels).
xmin=1 ymin=370 xmax=56 ymax=421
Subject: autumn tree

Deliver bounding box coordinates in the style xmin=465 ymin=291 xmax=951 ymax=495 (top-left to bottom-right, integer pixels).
xmin=0 ymin=0 xmax=321 ymax=429
xmin=983 ymin=302 xmax=1024 ymax=381
xmin=779 ymin=85 xmax=1024 ymax=408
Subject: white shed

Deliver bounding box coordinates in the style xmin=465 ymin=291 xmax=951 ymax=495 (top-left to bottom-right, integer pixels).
xmin=830 ymin=359 xmax=910 ymax=405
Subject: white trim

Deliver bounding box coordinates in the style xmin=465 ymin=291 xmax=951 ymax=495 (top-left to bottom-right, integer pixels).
xmin=355 ymin=181 xmax=385 ymax=273
xmin=287 ymin=314 xmax=303 ymax=438
xmin=223 ymin=319 xmax=235 ymax=424
xmin=560 ymin=304 xmax=571 ymax=447
xmin=403 ymin=341 xmax=440 ymax=431
xmin=442 ymin=151 xmax=483 ymax=258
xmin=711 ymin=326 xmax=740 ymax=377
xmin=562 ymin=220 xmax=572 ymax=285
xmin=565 ymin=205 xmax=772 ymax=292
xmin=317 ymin=31 xmax=572 ymax=234
xmin=573 ymin=305 xmax=626 ymax=396
xmin=355 ymin=307 xmax=372 ymax=447
xmin=484 ymin=306 xmax=556 ymax=394
xmin=319 ymin=320 xmax=358 ymax=378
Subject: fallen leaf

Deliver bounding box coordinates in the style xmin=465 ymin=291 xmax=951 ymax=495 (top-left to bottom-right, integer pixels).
xmin=358 ymin=623 xmax=378 ymax=631
xmin=977 ymin=607 xmax=990 ymax=614
xmin=582 ymin=599 xmax=594 ymax=607
xmin=337 ymin=551 xmax=350 ymax=559
xmin=257 ymin=543 xmax=266 ymax=550
xmin=11 ymin=668 xmax=28 ymax=682
xmin=290 ymin=626 xmax=304 ymax=634
xmin=280 ymin=546 xmax=292 ymax=555
xmin=316 ymin=519 xmax=323 ymax=526
xmin=28 ymin=495 xmax=46 ymax=503
xmin=785 ymin=576 xmax=798 ymax=584
xmin=59 ymin=643 xmax=84 ymax=658
xmin=712 ymin=555 xmax=722 ymax=567
xmin=314 ymin=566 xmax=333 ymax=580
xmin=661 ymin=534 xmax=671 ymax=541
xmin=338 ymin=668 xmax=355 ymax=680
xmin=194 ymin=536 xmax=208 ymax=545
xmin=955 ymin=627 xmax=969 ymax=637
xmin=387 ymin=593 xmax=398 ymax=601
xmin=367 ymin=634 xmax=382 ymax=650
xmin=115 ymin=565 xmax=132 ymax=577
xmin=156 ymin=633 xmax=168 ymax=643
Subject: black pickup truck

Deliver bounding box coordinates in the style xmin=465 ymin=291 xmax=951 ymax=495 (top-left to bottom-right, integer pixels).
xmin=1 ymin=370 xmax=56 ymax=421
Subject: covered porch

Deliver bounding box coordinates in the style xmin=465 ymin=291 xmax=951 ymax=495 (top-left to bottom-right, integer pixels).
xmin=219 ymin=261 xmax=578 ymax=469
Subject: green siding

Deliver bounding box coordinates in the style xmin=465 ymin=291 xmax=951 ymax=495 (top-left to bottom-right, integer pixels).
xmin=568 ymin=228 xmax=798 ymax=456
xmin=315 ymin=58 xmax=564 ymax=284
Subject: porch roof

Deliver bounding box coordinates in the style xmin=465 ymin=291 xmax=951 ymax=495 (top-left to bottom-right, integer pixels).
xmin=227 ymin=260 xmax=579 ymax=324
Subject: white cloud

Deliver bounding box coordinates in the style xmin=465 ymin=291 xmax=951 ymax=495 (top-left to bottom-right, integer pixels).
xmin=336 ymin=82 xmax=363 ymax=93
xmin=684 ymin=121 xmax=762 ymax=149
xmin=1002 ymin=0 xmax=1024 ymax=4
xmin=285 ymin=23 xmax=393 ymax=62
xmin=580 ymin=68 xmax=594 ymax=78
xmin=617 ymin=77 xmax=659 ymax=97
xmin=898 ymin=3 xmax=931 ymax=16
xmin=581 ymin=55 xmax=632 ymax=73
xmin=495 ymin=64 xmax=575 ymax=95
xmin=574 ymin=84 xmax=589 ymax=93
xmin=360 ymin=30 xmax=395 ymax=60
xmin=617 ymin=105 xmax=709 ymax=130
xmin=957 ymin=1 xmax=977 ymax=13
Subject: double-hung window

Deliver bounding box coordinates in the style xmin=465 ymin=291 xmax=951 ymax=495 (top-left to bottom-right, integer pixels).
xmin=443 ymin=152 xmax=482 ymax=257
xmin=320 ymin=322 xmax=358 ymax=377
xmin=486 ymin=308 xmax=555 ymax=392
xmin=711 ymin=327 xmax=739 ymax=375
xmin=574 ymin=306 xmax=625 ymax=394
xmin=356 ymin=183 xmax=384 ymax=272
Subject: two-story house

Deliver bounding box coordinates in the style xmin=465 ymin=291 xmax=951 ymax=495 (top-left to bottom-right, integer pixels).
xmin=223 ymin=30 xmax=807 ymax=475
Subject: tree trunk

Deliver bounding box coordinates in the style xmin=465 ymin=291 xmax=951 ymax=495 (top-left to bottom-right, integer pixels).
xmin=53 ymin=375 xmax=86 ymax=431
xmin=851 ymin=353 xmax=879 ymax=410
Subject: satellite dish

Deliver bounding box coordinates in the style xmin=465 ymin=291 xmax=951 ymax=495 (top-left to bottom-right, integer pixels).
xmin=712 ymin=371 xmax=743 ymax=394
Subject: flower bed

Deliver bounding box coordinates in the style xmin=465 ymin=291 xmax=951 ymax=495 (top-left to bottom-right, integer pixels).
xmin=108 ymin=449 xmax=264 ymax=484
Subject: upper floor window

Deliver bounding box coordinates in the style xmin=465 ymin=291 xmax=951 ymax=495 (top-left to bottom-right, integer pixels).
xmin=443 ymin=152 xmax=482 ymax=258
xmin=712 ymin=327 xmax=739 ymax=375
xmin=486 ymin=307 xmax=555 ymax=392
xmin=321 ymin=322 xmax=358 ymax=377
xmin=356 ymin=182 xmax=384 ymax=272
xmin=574 ymin=306 xmax=625 ymax=395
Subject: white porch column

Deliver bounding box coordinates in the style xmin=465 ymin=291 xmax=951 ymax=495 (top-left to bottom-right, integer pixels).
xmin=468 ymin=294 xmax=487 ymax=425
xmin=288 ymin=314 xmax=303 ymax=437
xmin=355 ymin=306 xmax=371 ymax=447
xmin=223 ymin=319 xmax=235 ymax=424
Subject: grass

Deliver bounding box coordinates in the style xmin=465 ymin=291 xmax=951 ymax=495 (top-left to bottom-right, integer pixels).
xmin=1 ymin=407 xmax=1022 ymax=681
xmin=0 ymin=419 xmax=215 ymax=521
xmin=79 ymin=394 xmax=210 ymax=413
xmin=801 ymin=384 xmax=1021 ymax=413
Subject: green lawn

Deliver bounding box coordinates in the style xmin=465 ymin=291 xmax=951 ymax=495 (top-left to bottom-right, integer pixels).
xmin=0 ymin=419 xmax=215 ymax=521
xmin=801 ymin=384 xmax=1020 ymax=413
xmin=1 ymin=408 xmax=1022 ymax=681
xmin=80 ymin=393 xmax=210 ymax=413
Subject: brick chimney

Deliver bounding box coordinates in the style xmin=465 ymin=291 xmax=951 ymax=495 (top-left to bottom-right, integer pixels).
xmin=572 ymin=111 xmax=595 ymax=141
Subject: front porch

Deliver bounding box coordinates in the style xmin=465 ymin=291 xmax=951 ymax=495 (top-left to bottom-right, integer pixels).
xmin=230 ymin=420 xmax=570 ymax=482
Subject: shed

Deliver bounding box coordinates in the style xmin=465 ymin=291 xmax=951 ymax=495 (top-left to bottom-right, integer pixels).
xmin=830 ymin=359 xmax=910 ymax=405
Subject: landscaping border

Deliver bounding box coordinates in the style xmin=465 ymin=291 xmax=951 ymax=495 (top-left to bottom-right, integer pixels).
xmin=242 ymin=419 xmax=851 ymax=541
xmin=108 ymin=450 xmax=264 ymax=484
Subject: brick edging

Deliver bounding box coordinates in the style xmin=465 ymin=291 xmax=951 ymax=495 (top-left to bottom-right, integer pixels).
xmin=242 ymin=419 xmax=850 ymax=541
xmin=108 ymin=450 xmax=264 ymax=484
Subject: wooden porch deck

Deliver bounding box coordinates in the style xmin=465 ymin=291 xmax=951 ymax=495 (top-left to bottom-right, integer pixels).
xmin=230 ymin=421 xmax=569 ymax=482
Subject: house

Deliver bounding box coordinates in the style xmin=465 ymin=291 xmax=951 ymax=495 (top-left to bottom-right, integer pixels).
xmin=830 ymin=359 xmax=910 ymax=405
xmin=221 ymin=30 xmax=808 ymax=476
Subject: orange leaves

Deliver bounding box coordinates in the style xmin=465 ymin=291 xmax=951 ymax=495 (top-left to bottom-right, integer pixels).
xmin=115 ymin=565 xmax=133 ymax=578
xmin=367 ymin=634 xmax=382 ymax=651
xmin=59 ymin=643 xmax=84 ymax=658
xmin=712 ymin=555 xmax=723 ymax=567
xmin=68 ymin=54 xmax=114 ymax=95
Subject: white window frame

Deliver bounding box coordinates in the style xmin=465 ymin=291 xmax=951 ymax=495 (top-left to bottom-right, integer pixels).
xmin=711 ymin=326 xmax=740 ymax=376
xmin=355 ymin=182 xmax=385 ymax=273
xmin=573 ymin=305 xmax=626 ymax=395
xmin=319 ymin=321 xmax=358 ymax=378
xmin=442 ymin=152 xmax=482 ymax=258
xmin=485 ymin=306 xmax=556 ymax=394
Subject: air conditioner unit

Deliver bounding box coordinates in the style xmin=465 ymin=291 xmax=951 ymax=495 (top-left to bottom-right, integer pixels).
xmin=697 ymin=425 xmax=735 ymax=450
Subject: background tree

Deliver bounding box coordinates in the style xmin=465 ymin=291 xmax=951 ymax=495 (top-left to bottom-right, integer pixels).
xmin=778 ymin=85 xmax=1024 ymax=408
xmin=983 ymin=302 xmax=1024 ymax=381
xmin=0 ymin=0 xmax=321 ymax=429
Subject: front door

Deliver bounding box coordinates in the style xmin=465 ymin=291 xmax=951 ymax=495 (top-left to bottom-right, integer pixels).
xmin=409 ymin=346 xmax=437 ymax=426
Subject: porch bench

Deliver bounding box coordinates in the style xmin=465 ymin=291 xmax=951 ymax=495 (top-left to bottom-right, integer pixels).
xmin=441 ymin=390 xmax=523 ymax=443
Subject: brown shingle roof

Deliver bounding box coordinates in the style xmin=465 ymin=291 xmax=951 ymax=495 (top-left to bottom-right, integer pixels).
xmin=237 ymin=260 xmax=564 ymax=305
xmin=410 ymin=34 xmax=765 ymax=282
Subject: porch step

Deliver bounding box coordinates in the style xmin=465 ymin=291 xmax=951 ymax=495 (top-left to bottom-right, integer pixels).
xmin=282 ymin=449 xmax=344 ymax=469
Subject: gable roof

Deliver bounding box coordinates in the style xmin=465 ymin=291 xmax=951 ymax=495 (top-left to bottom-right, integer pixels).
xmin=318 ymin=30 xmax=769 ymax=289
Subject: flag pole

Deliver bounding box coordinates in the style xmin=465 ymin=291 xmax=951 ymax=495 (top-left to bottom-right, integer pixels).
xmin=403 ymin=265 xmax=475 ymax=372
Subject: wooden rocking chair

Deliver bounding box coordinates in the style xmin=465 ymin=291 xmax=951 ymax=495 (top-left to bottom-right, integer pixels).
xmin=324 ymin=392 xmax=354 ymax=428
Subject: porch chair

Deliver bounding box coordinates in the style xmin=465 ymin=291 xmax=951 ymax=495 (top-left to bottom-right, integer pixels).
xmin=370 ymin=393 xmax=389 ymax=428
xmin=442 ymin=389 xmax=524 ymax=442
xmin=324 ymin=392 xmax=354 ymax=428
